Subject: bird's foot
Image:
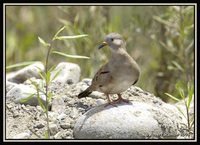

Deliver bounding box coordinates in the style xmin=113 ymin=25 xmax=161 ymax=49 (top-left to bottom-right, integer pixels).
xmin=104 ymin=101 xmax=118 ymax=107
xmin=104 ymin=94 xmax=118 ymax=107
xmin=113 ymin=97 xmax=130 ymax=104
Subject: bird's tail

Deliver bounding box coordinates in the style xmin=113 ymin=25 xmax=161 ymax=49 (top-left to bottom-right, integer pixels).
xmin=78 ymin=87 xmax=92 ymax=98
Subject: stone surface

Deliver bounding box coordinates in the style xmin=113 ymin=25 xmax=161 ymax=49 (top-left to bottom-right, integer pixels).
xmin=51 ymin=62 xmax=81 ymax=86
xmin=49 ymin=123 xmax=58 ymax=136
xmin=48 ymin=112 xmax=59 ymax=123
xmin=60 ymin=122 xmax=71 ymax=129
xmin=54 ymin=131 xmax=63 ymax=139
xmin=12 ymin=132 xmax=31 ymax=139
xmin=6 ymin=84 xmax=46 ymax=106
xmin=57 ymin=113 xmax=67 ymax=121
xmin=51 ymin=97 xmax=65 ymax=114
xmin=6 ymin=81 xmax=18 ymax=93
xmin=73 ymin=101 xmax=181 ymax=139
xmin=5 ymin=77 xmax=194 ymax=139
xmin=7 ymin=61 xmax=44 ymax=83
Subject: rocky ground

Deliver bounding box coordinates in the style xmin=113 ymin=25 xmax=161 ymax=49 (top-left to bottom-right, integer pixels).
xmin=6 ymin=77 xmax=101 ymax=139
xmin=5 ymin=62 xmax=194 ymax=140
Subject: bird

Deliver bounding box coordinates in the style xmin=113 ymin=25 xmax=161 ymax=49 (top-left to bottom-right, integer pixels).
xmin=78 ymin=33 xmax=140 ymax=105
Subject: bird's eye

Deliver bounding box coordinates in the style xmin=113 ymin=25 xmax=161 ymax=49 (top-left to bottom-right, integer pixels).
xmin=111 ymin=38 xmax=114 ymax=41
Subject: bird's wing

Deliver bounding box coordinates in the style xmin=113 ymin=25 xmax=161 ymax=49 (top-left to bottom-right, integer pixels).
xmin=91 ymin=63 xmax=113 ymax=89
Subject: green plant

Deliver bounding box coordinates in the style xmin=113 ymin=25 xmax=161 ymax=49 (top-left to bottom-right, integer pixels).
xmin=37 ymin=26 xmax=88 ymax=138
xmin=6 ymin=6 xmax=195 ymax=103
xmin=165 ymin=81 xmax=194 ymax=137
xmin=153 ymin=6 xmax=194 ymax=101
xmin=6 ymin=26 xmax=89 ymax=139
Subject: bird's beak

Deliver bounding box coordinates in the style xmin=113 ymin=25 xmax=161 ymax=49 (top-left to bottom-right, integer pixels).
xmin=98 ymin=41 xmax=108 ymax=49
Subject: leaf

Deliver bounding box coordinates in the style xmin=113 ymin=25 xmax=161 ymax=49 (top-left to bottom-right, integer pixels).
xmin=172 ymin=61 xmax=184 ymax=72
xmin=38 ymin=71 xmax=46 ymax=81
xmin=189 ymin=115 xmax=194 ymax=127
xmin=28 ymin=79 xmax=37 ymax=87
xmin=176 ymin=106 xmax=187 ymax=119
xmin=187 ymin=83 xmax=194 ymax=108
xmin=48 ymin=65 xmax=56 ymax=72
xmin=52 ymin=26 xmax=66 ymax=41
xmin=38 ymin=36 xmax=50 ymax=47
xmin=175 ymin=82 xmax=182 ymax=90
xmin=37 ymin=95 xmax=46 ymax=112
xmin=167 ymin=65 xmax=176 ymax=70
xmin=20 ymin=93 xmax=35 ymax=103
xmin=178 ymin=88 xmax=185 ymax=99
xmin=34 ymin=65 xmax=44 ymax=71
xmin=28 ymin=128 xmax=41 ymax=139
xmin=44 ymin=131 xmax=49 ymax=139
xmin=36 ymin=87 xmax=46 ymax=112
xmin=54 ymin=34 xmax=88 ymax=40
xmin=165 ymin=93 xmax=180 ymax=101
xmin=33 ymin=66 xmax=45 ymax=80
xmin=52 ymin=51 xmax=90 ymax=59
xmin=45 ymin=71 xmax=51 ymax=85
xmin=6 ymin=61 xmax=37 ymax=69
xmin=50 ymin=68 xmax=62 ymax=82
xmin=47 ymin=91 xmax=53 ymax=102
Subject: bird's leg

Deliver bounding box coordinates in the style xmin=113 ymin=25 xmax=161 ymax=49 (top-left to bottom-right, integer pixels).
xmin=104 ymin=94 xmax=117 ymax=107
xmin=113 ymin=94 xmax=130 ymax=103
xmin=106 ymin=94 xmax=112 ymax=104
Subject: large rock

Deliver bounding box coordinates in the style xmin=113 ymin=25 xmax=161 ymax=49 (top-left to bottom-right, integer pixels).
xmin=51 ymin=62 xmax=81 ymax=86
xmin=6 ymin=80 xmax=18 ymax=93
xmin=73 ymin=101 xmax=181 ymax=139
xmin=6 ymin=84 xmax=46 ymax=106
xmin=6 ymin=61 xmax=44 ymax=84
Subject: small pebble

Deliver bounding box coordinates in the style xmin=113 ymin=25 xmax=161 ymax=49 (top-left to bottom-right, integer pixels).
xmin=34 ymin=123 xmax=45 ymax=129
xmin=49 ymin=123 xmax=58 ymax=136
xmin=60 ymin=122 xmax=71 ymax=129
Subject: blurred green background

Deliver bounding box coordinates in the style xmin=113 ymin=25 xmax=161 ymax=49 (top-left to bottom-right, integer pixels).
xmin=6 ymin=5 xmax=194 ymax=102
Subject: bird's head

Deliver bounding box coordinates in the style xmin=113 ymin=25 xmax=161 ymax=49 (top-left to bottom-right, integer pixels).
xmin=98 ymin=33 xmax=126 ymax=51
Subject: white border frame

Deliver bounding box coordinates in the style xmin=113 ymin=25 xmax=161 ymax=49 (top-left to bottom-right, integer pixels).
xmin=3 ymin=3 xmax=197 ymax=142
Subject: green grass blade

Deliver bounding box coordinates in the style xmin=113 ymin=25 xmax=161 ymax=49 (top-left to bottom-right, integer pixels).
xmin=48 ymin=65 xmax=56 ymax=72
xmin=28 ymin=128 xmax=41 ymax=139
xmin=187 ymin=94 xmax=194 ymax=109
xmin=37 ymin=94 xmax=46 ymax=112
xmin=34 ymin=65 xmax=44 ymax=71
xmin=47 ymin=91 xmax=53 ymax=102
xmin=189 ymin=115 xmax=194 ymax=128
xmin=20 ymin=93 xmax=35 ymax=103
xmin=178 ymin=88 xmax=185 ymax=99
xmin=38 ymin=71 xmax=46 ymax=81
xmin=175 ymin=82 xmax=185 ymax=99
xmin=187 ymin=83 xmax=194 ymax=108
xmin=175 ymin=82 xmax=181 ymax=90
xmin=52 ymin=51 xmax=90 ymax=59
xmin=45 ymin=71 xmax=51 ymax=85
xmin=176 ymin=106 xmax=187 ymax=119
xmin=50 ymin=68 xmax=62 ymax=82
xmin=38 ymin=36 xmax=50 ymax=47
xmin=165 ymin=93 xmax=180 ymax=101
xmin=44 ymin=131 xmax=49 ymax=139
xmin=172 ymin=61 xmax=184 ymax=72
xmin=35 ymin=86 xmax=46 ymax=112
xmin=52 ymin=26 xmax=66 ymax=40
xmin=54 ymin=34 xmax=88 ymax=40
xmin=6 ymin=61 xmax=38 ymax=69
